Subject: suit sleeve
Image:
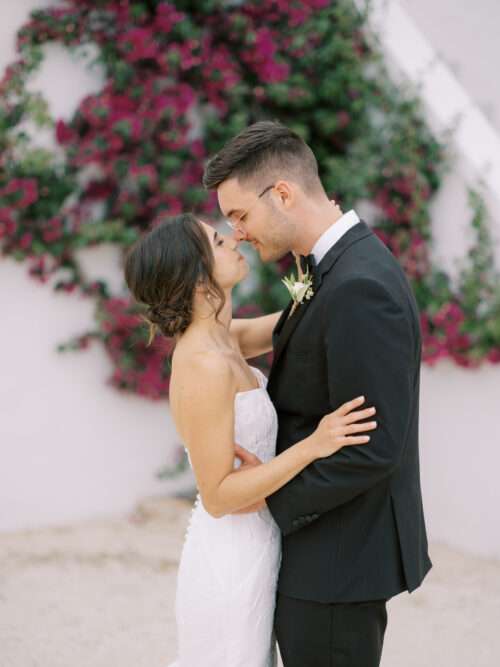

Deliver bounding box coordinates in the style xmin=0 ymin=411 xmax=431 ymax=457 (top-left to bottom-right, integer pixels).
xmin=265 ymin=277 xmax=415 ymax=536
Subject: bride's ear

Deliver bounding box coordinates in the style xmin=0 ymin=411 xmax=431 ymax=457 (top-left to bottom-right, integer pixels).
xmin=193 ymin=280 xmax=215 ymax=305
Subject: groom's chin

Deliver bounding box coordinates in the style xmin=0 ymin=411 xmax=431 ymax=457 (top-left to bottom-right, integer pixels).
xmin=267 ymin=250 xmax=290 ymax=265
xmin=257 ymin=245 xmax=282 ymax=263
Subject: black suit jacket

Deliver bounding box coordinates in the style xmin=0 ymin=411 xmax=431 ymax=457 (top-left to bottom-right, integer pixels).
xmin=265 ymin=221 xmax=432 ymax=603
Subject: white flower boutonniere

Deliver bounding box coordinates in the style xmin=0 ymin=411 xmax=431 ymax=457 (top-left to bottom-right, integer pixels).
xmin=282 ymin=254 xmax=314 ymax=318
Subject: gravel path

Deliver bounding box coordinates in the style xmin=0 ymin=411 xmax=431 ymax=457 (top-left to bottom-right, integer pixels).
xmin=1 ymin=496 xmax=499 ymax=667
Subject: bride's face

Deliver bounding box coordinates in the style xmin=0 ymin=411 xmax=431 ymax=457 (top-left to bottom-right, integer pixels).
xmin=199 ymin=220 xmax=249 ymax=289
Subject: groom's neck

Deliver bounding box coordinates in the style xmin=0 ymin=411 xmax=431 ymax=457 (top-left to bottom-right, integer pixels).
xmin=291 ymin=199 xmax=344 ymax=256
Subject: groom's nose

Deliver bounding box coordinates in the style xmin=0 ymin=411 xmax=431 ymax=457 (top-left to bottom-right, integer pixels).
xmin=232 ymin=228 xmax=248 ymax=243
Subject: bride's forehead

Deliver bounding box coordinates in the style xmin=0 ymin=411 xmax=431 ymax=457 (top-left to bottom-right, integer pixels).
xmin=199 ymin=220 xmax=216 ymax=241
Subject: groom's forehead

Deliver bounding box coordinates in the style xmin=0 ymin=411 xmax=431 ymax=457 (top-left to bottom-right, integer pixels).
xmin=217 ymin=178 xmax=254 ymax=217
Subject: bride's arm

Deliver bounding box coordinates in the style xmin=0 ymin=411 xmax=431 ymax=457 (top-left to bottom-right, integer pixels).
xmin=175 ymin=354 xmax=375 ymax=518
xmin=178 ymin=354 xmax=314 ymax=517
xmin=230 ymin=311 xmax=282 ymax=359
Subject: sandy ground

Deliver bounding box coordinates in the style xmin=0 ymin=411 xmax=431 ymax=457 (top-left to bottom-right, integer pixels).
xmin=1 ymin=496 xmax=499 ymax=667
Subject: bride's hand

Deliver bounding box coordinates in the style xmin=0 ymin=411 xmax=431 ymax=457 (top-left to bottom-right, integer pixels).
xmin=231 ymin=445 xmax=266 ymax=514
xmin=234 ymin=444 xmax=262 ymax=468
xmin=310 ymin=396 xmax=377 ymax=459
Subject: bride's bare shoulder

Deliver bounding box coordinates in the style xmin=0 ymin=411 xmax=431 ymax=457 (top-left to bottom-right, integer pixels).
xmin=169 ymin=348 xmax=238 ymax=443
xmin=170 ymin=348 xmax=236 ymax=400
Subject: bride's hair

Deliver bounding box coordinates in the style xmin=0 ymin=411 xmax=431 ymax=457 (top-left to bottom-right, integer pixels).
xmin=124 ymin=213 xmax=225 ymax=345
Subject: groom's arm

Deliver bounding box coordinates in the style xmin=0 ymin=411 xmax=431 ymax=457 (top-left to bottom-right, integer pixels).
xmin=230 ymin=311 xmax=283 ymax=359
xmin=265 ymin=277 xmax=415 ymax=536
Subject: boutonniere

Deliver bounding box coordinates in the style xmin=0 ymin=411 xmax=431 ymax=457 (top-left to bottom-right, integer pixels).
xmin=282 ymin=254 xmax=314 ymax=318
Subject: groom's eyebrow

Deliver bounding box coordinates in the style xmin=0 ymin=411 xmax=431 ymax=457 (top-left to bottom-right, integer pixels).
xmin=213 ymin=230 xmax=219 ymax=243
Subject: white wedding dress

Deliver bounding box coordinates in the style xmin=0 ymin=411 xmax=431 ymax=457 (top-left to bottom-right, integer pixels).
xmin=167 ymin=366 xmax=282 ymax=667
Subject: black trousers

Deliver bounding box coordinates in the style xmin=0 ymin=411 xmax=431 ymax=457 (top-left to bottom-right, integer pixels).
xmin=274 ymin=592 xmax=388 ymax=667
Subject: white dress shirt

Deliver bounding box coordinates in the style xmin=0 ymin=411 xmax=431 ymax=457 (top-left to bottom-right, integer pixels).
xmin=310 ymin=209 xmax=361 ymax=265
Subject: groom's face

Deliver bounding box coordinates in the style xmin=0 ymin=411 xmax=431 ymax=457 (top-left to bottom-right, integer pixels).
xmin=217 ymin=177 xmax=294 ymax=262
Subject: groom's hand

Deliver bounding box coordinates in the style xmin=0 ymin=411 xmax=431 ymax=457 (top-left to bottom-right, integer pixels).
xmin=231 ymin=445 xmax=266 ymax=514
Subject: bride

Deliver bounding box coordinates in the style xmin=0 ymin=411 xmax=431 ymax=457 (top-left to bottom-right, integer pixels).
xmin=124 ymin=212 xmax=377 ymax=667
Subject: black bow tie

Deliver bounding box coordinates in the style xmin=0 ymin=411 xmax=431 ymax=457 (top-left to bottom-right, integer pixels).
xmin=299 ymin=253 xmax=317 ymax=280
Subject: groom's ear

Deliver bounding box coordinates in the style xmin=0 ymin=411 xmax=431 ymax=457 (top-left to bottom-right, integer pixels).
xmin=273 ymin=180 xmax=295 ymax=209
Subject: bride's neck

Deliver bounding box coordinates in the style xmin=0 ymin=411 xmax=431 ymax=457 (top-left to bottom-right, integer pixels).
xmin=185 ymin=289 xmax=234 ymax=345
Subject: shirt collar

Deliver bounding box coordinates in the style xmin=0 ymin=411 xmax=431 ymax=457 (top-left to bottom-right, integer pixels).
xmin=310 ymin=209 xmax=361 ymax=265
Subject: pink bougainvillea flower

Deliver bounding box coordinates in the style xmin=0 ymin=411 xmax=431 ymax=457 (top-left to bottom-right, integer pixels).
xmin=0 ymin=207 xmax=17 ymax=238
xmin=18 ymin=231 xmax=33 ymax=249
xmin=118 ymin=28 xmax=160 ymax=63
xmin=110 ymin=115 xmax=144 ymax=142
xmin=55 ymin=119 xmax=76 ymax=144
xmin=154 ymin=3 xmax=185 ymax=33
xmin=41 ymin=216 xmax=64 ymax=243
xmin=307 ymin=0 xmax=330 ymax=7
xmin=433 ymin=302 xmax=465 ymax=329
xmin=110 ymin=94 xmax=137 ymax=113
xmin=1 ymin=178 xmax=39 ymax=209
xmin=130 ymin=164 xmax=158 ymax=190
xmin=84 ymin=180 xmax=115 ymax=200
xmin=487 ymin=348 xmax=500 ymax=363
xmin=288 ymin=7 xmax=311 ymax=27
xmin=422 ymin=335 xmax=448 ymax=365
xmin=242 ymin=27 xmax=290 ymax=84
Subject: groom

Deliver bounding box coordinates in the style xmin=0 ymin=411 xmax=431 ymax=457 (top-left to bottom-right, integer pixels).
xmin=203 ymin=121 xmax=432 ymax=667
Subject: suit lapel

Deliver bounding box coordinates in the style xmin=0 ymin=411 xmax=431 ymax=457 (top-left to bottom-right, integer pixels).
xmin=272 ymin=300 xmax=293 ymax=347
xmin=269 ymin=221 xmax=373 ymax=378
xmin=314 ymin=220 xmax=372 ymax=289
xmin=271 ymin=290 xmax=315 ymax=371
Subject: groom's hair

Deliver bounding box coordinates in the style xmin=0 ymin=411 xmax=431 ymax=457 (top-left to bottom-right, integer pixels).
xmin=202 ymin=120 xmax=323 ymax=195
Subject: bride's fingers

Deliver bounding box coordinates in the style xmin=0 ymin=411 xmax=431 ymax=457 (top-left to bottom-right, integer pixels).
xmin=234 ymin=444 xmax=251 ymax=458
xmin=342 ymin=421 xmax=377 ymax=435
xmin=343 ymin=435 xmax=371 ymax=446
xmin=335 ymin=396 xmax=366 ymax=417
xmin=234 ymin=444 xmax=261 ymax=465
xmin=343 ymin=406 xmax=377 ymax=424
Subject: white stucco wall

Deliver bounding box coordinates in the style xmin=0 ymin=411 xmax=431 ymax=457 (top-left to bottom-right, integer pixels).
xmin=0 ymin=1 xmax=195 ymax=533
xmin=402 ymin=0 xmax=500 ymax=133
xmin=359 ymin=0 xmax=500 ymax=278
xmin=1 ymin=1 xmax=499 ymax=559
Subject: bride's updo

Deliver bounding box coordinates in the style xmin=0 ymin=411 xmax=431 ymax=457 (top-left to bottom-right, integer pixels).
xmin=124 ymin=213 xmax=225 ymax=344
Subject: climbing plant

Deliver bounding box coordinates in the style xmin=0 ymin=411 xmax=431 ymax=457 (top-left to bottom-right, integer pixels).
xmin=1 ymin=0 xmax=499 ymax=401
